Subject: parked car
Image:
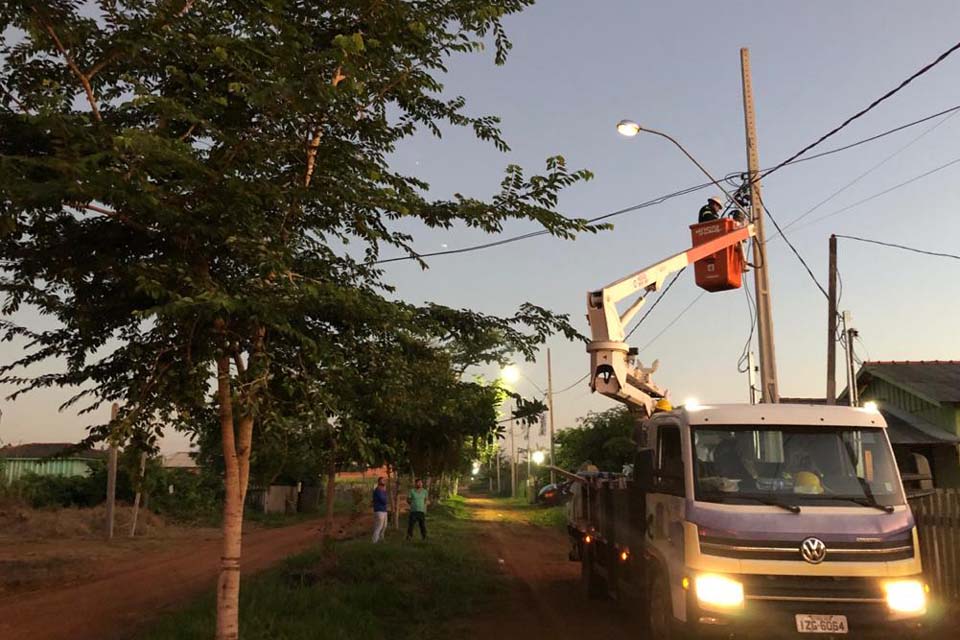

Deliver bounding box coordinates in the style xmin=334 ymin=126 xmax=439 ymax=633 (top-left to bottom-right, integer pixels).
xmin=537 ymin=480 xmax=572 ymax=506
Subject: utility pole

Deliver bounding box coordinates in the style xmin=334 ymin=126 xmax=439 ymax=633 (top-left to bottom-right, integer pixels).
xmin=496 ymin=444 xmax=502 ymax=495
xmin=526 ymin=422 xmax=533 ymax=503
xmin=546 ymin=348 xmax=556 ymax=485
xmin=826 ymin=235 xmax=839 ymax=404
xmin=747 ymin=351 xmax=759 ymax=404
xmin=105 ymin=403 xmax=119 ymax=540
xmin=129 ymin=450 xmax=147 ymax=537
xmin=842 ymin=311 xmax=860 ymax=406
xmin=740 ymin=48 xmax=779 ymax=403
xmin=509 ymin=409 xmax=517 ymax=498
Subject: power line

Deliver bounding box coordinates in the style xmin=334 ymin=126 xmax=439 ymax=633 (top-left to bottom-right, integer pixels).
xmin=834 ymin=234 xmax=960 ymax=261
xmin=373 ymin=102 xmax=960 ymax=266
xmin=553 ymin=372 xmax=590 ymax=395
xmin=637 ymin=292 xmax=705 ymax=354
xmin=761 ymin=203 xmax=829 ymax=299
xmin=624 ymin=268 xmax=687 ymax=341
xmin=776 ymin=107 xmax=960 ymax=236
xmin=792 ymin=155 xmax=960 ymax=231
xmin=761 ymin=39 xmax=960 ymax=180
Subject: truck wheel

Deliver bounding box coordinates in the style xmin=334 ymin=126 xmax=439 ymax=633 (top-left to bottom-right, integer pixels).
xmin=649 ymin=572 xmax=675 ymax=639
xmin=581 ymin=545 xmax=607 ymax=599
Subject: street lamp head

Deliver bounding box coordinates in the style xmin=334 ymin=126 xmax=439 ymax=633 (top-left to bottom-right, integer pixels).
xmin=500 ymin=364 xmax=520 ymax=384
xmin=616 ymin=119 xmax=642 ymax=137
xmin=532 ymin=450 xmax=546 ymax=465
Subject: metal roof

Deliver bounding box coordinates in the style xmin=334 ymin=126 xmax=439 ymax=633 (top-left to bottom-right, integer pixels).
xmin=880 ymin=404 xmax=960 ymax=445
xmin=0 ymin=442 xmax=106 ymax=459
xmin=676 ymin=403 xmax=886 ymax=428
xmin=857 ymin=361 xmax=960 ymax=404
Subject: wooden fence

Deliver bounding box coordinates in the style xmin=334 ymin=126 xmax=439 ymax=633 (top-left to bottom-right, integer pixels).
xmin=910 ymin=488 xmax=960 ymax=601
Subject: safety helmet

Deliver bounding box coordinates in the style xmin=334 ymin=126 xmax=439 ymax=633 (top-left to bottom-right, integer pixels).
xmin=655 ymin=398 xmax=673 ymax=412
xmin=708 ymin=195 xmax=724 ymax=209
xmin=794 ymin=471 xmax=824 ymax=495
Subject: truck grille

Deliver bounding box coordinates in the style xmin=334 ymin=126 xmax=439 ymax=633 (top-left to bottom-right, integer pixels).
xmin=699 ymin=532 xmax=914 ymax=563
xmin=740 ymin=574 xmax=885 ymax=603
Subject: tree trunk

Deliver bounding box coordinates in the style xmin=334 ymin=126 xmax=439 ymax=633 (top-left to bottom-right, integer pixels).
xmin=322 ymin=458 xmax=337 ymax=541
xmin=214 ymin=355 xmax=255 ymax=640
xmin=392 ymin=469 xmax=401 ymax=530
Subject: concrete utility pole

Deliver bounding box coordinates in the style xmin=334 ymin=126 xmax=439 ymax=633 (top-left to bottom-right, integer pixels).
xmin=129 ymin=450 xmax=148 ymax=537
xmin=509 ymin=410 xmax=517 ymax=498
xmin=747 ymin=351 xmax=759 ymax=405
xmin=740 ymin=48 xmax=779 ymax=403
xmin=826 ymin=235 xmax=839 ymax=404
xmin=546 ymin=348 xmax=556 ymax=485
xmin=495 ymin=445 xmax=502 ymax=495
xmin=842 ymin=311 xmax=860 ymax=406
xmin=105 ymin=403 xmax=119 ymax=540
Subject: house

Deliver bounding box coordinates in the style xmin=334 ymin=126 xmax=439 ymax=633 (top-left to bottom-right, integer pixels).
xmin=0 ymin=442 xmax=107 ymax=483
xmin=840 ymin=361 xmax=960 ymax=488
xmin=161 ymin=451 xmax=200 ymax=472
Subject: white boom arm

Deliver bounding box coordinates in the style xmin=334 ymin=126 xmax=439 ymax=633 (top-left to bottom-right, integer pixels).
xmin=586 ymin=224 xmax=756 ymax=416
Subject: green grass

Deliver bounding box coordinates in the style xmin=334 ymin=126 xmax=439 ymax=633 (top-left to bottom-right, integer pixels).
xmin=141 ymin=498 xmax=504 ymax=640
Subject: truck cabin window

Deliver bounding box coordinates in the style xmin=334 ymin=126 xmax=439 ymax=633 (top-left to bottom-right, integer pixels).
xmin=692 ymin=426 xmax=903 ymax=507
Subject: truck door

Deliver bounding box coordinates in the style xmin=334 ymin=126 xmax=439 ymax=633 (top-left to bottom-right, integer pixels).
xmin=648 ymin=421 xmax=688 ymax=620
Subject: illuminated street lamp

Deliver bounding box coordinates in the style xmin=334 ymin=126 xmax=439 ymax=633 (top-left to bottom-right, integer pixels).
xmin=615 ymin=119 xmax=743 ymax=215
xmin=500 ymin=364 xmax=520 ymax=384
xmin=531 ymin=450 xmax=546 ymax=465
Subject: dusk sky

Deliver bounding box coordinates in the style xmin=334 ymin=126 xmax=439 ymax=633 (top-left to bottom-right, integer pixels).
xmin=3 ymin=1 xmax=960 ymax=453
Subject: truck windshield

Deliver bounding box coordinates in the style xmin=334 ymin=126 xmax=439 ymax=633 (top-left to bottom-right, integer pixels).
xmin=692 ymin=426 xmax=904 ymax=508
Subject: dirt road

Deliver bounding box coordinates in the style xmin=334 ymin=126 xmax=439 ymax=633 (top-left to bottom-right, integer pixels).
xmin=0 ymin=514 xmax=368 ymax=640
xmin=452 ymin=497 xmax=637 ymax=639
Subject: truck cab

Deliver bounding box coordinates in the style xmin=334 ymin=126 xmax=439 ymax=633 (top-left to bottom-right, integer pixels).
xmin=569 ymin=402 xmax=928 ymax=639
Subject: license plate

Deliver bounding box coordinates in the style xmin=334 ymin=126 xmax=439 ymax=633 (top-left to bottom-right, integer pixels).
xmin=795 ymin=614 xmax=848 ymax=634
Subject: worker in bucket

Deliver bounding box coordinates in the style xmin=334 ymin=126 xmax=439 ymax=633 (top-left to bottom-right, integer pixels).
xmin=698 ymin=195 xmax=724 ymax=223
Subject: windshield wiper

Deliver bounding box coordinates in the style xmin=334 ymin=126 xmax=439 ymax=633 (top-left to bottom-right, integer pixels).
xmin=702 ymin=494 xmax=801 ymax=514
xmin=849 ymin=478 xmax=895 ymax=513
xmin=839 ymin=497 xmax=895 ymax=513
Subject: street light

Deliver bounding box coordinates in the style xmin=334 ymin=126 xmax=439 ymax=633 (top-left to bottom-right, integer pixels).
xmin=615 ymin=119 xmax=745 ymax=217
xmin=500 ymin=364 xmax=520 ymax=385
xmin=532 ymin=450 xmax=546 ymax=465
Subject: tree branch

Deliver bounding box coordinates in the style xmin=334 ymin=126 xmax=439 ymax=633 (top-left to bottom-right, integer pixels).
xmin=303 ymin=66 xmax=347 ymax=189
xmin=41 ymin=22 xmax=102 ymax=122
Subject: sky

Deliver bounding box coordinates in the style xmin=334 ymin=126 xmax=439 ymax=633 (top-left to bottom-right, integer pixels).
xmin=3 ymin=1 xmax=960 ymax=453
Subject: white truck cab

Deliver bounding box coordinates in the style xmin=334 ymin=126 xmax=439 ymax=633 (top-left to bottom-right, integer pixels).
xmin=569 ymin=402 xmax=928 ymax=639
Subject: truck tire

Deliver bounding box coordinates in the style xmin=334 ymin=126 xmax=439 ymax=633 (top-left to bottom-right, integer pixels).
xmin=648 ymin=572 xmax=677 ymax=640
xmin=581 ymin=545 xmax=607 ymax=599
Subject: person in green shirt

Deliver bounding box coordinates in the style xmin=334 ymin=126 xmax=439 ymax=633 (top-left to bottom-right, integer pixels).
xmin=406 ymin=478 xmax=428 ymax=540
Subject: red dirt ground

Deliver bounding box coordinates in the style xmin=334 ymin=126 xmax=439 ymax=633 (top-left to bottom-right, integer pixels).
xmin=0 ymin=514 xmax=369 ymax=640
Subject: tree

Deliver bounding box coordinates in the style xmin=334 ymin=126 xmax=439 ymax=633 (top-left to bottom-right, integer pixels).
xmin=0 ymin=3 xmax=596 ymax=637
xmin=554 ymin=407 xmax=637 ymax=472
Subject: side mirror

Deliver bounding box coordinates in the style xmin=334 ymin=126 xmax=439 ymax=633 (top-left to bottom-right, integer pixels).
xmin=635 ymin=448 xmax=654 ymax=492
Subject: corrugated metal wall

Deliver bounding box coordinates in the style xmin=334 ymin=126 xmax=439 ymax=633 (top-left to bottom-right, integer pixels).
xmin=1 ymin=458 xmax=95 ymax=483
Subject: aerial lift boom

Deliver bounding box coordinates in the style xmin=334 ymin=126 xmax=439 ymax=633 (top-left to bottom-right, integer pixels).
xmin=586 ymin=223 xmax=756 ymax=416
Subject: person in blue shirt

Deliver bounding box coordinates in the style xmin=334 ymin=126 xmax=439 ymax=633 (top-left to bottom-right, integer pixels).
xmin=371 ymin=476 xmax=389 ymax=543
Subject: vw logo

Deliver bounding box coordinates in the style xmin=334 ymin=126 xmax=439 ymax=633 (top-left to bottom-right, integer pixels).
xmin=800 ymin=537 xmax=828 ymax=564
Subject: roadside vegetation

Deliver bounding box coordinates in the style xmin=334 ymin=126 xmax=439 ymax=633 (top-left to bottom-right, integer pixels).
xmin=141 ymin=498 xmax=504 ymax=640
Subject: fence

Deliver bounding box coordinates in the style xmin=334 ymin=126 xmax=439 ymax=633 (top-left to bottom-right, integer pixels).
xmin=910 ymin=488 xmax=960 ymax=601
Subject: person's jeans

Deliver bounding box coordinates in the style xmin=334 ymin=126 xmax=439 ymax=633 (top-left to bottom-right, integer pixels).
xmin=372 ymin=511 xmax=388 ymax=543
xmin=406 ymin=510 xmax=426 ymax=539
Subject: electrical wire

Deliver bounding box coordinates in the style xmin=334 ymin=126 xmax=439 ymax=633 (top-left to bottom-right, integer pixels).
xmin=553 ymin=372 xmax=590 ymax=395
xmin=737 ymin=279 xmax=757 ymax=374
xmin=373 ymin=102 xmax=960 ymax=266
xmin=623 ymin=268 xmax=687 ymax=341
xmin=637 ymin=292 xmax=706 ymax=354
xmin=761 ymin=203 xmax=829 ymax=299
xmin=792 ymin=155 xmax=960 ymax=231
xmin=760 ymin=39 xmax=960 ymax=181
xmin=834 ymin=234 xmax=960 ymax=261
xmin=776 ymin=107 xmax=960 ymax=236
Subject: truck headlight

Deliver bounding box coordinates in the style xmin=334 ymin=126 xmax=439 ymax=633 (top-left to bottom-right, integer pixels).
xmin=695 ymin=574 xmax=744 ymax=610
xmin=883 ymin=579 xmax=927 ymax=615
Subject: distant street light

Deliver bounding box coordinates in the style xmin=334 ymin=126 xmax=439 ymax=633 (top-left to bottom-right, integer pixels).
xmin=531 ymin=450 xmax=546 ymax=465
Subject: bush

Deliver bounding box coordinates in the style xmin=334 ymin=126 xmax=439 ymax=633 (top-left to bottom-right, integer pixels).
xmin=149 ymin=468 xmax=223 ymax=525
xmin=11 ymin=471 xmax=105 ymax=508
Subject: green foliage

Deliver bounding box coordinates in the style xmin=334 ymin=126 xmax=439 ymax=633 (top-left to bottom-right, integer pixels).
xmin=141 ymin=500 xmax=503 ymax=640
xmin=554 ymin=407 xmax=637 ymax=472
xmin=7 ymin=468 xmax=107 ymax=508
xmin=149 ymin=468 xmax=223 ymax=525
